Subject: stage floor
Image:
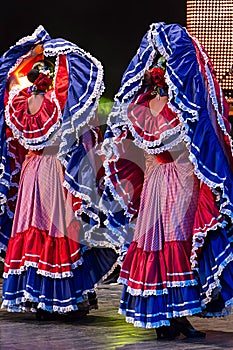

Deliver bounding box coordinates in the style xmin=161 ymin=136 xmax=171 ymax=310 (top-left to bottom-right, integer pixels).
xmin=0 ymin=279 xmax=233 ymax=350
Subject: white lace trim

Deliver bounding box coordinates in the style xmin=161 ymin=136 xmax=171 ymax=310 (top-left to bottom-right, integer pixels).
xmin=38 ymin=303 xmax=78 ymax=314
xmin=62 ymin=180 xmax=99 ymax=215
xmin=119 ymin=308 xmax=202 ymax=328
xmin=118 ymin=277 xmax=198 ymax=297
xmin=5 ymin=87 xmax=63 ymax=151
xmin=152 ymin=23 xmax=201 ymax=119
xmin=57 ymin=71 xmax=105 ymax=160
xmin=4 ymin=26 xmax=48 ymax=78
xmin=201 ymin=253 xmax=233 ymax=306
xmin=5 ymin=144 xmax=21 ymax=218
xmin=1 ymin=286 xmax=96 ymax=314
xmin=0 ymin=185 xmax=8 ymax=212
xmin=59 ymin=173 xmax=110 ymax=247
xmin=82 ymin=225 xmax=123 ymax=250
xmin=121 ymin=315 xmax=170 ymax=329
xmin=190 ymin=219 xmax=224 ymax=269
xmin=152 ymin=24 xmax=233 ymax=220
xmin=114 ymin=50 xmax=155 ymax=104
xmin=181 ymin=131 xmax=233 ymax=226
xmin=71 ymin=256 xmax=84 ymax=270
xmin=190 ymin=33 xmax=233 ymax=157
xmin=3 ymin=255 xmax=84 ymax=279
xmin=96 ymin=260 xmax=120 ymax=284
xmin=14 ymin=25 xmax=48 ymax=47
xmin=201 ymin=304 xmax=232 ymax=318
xmin=101 ymin=159 xmax=134 ymax=223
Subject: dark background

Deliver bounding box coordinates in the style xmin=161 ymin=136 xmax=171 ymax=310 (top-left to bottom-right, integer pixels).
xmin=1 ymin=1 xmax=186 ymax=99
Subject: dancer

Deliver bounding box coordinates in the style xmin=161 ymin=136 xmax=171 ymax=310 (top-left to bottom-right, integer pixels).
xmin=101 ymin=22 xmax=233 ymax=339
xmin=0 ymin=25 xmax=117 ymax=319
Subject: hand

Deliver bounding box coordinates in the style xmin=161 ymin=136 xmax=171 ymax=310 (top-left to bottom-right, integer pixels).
xmin=31 ymin=44 xmax=44 ymax=57
xmin=11 ymin=44 xmax=44 ymax=85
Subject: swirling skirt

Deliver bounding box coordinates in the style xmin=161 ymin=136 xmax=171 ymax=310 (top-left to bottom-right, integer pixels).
xmin=118 ymin=150 xmax=233 ymax=328
xmin=2 ymin=153 xmax=117 ymax=313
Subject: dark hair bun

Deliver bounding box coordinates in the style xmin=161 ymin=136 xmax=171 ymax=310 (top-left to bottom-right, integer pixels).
xmin=27 ymin=59 xmax=55 ymax=84
xmin=27 ymin=68 xmax=40 ymax=83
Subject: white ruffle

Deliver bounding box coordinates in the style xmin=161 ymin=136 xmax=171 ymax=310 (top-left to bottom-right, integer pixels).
xmin=5 ymin=89 xmax=63 ymax=151
xmin=201 ymin=252 xmax=233 ymax=306
xmin=190 ymin=219 xmax=225 ymax=270
xmin=3 ymin=255 xmax=85 ymax=279
xmin=190 ymin=33 xmax=233 ymax=157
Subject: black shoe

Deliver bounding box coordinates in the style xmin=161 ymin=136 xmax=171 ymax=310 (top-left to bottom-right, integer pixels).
xmin=87 ymin=291 xmax=98 ymax=310
xmin=156 ymin=325 xmax=180 ymax=340
xmin=171 ymin=317 xmax=206 ymax=338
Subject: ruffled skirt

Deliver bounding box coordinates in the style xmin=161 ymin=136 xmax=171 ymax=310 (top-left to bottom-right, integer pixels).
xmin=118 ymin=149 xmax=233 ymax=328
xmin=2 ymin=152 xmax=117 ymax=313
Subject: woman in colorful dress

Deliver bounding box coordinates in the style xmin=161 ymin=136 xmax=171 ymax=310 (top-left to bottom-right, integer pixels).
xmin=101 ymin=22 xmax=233 ymax=339
xmin=0 ymin=25 xmax=117 ymax=319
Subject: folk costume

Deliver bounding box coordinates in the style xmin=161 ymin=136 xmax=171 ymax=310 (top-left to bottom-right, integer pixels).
xmin=0 ymin=25 xmax=117 ymax=316
xmin=101 ymin=22 xmax=233 ymax=336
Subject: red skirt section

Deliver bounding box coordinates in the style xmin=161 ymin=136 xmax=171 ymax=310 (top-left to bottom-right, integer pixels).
xmin=120 ymin=240 xmax=197 ymax=294
xmin=191 ymin=183 xmax=224 ymax=268
xmin=4 ymin=225 xmax=82 ymax=277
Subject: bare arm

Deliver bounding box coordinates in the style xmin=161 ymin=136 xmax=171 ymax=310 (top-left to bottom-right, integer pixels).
xmin=8 ymin=44 xmax=44 ymax=90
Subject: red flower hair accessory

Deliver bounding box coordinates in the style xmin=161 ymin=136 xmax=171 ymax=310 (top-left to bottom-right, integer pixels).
xmin=148 ymin=57 xmax=168 ymax=98
xmin=150 ymin=67 xmax=166 ymax=88
xmin=33 ymin=73 xmax=53 ymax=92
